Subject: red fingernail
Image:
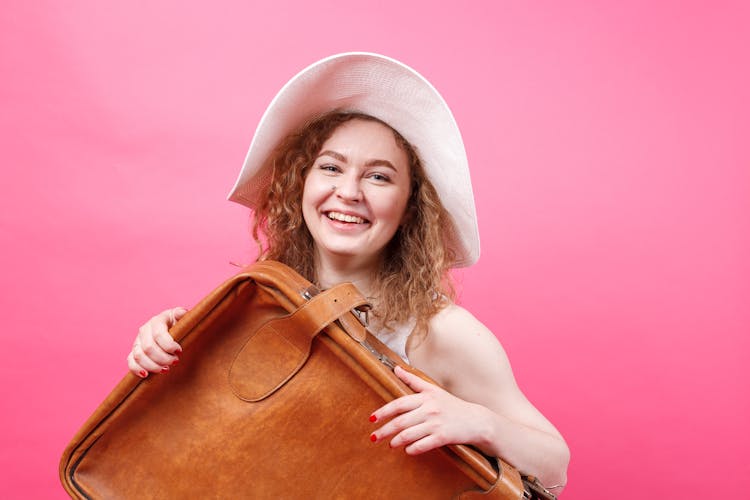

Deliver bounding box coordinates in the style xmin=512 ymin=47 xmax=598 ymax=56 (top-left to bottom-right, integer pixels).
xmin=369 ymin=414 xmax=377 ymax=423
xmin=370 ymin=433 xmax=377 ymax=442
xmin=161 ymin=367 xmax=170 ymax=373
xmin=139 ymin=370 xmax=147 ymax=378
xmin=172 ymin=358 xmax=180 ymax=365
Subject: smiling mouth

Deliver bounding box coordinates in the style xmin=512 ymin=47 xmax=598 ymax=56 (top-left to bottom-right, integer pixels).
xmin=326 ymin=211 xmax=368 ymax=224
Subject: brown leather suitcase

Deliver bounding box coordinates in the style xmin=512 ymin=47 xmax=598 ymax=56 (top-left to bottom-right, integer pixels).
xmin=60 ymin=260 xmax=535 ymax=499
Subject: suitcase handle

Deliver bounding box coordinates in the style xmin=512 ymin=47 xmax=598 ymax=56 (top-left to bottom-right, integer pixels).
xmin=228 ymin=282 xmax=370 ymax=401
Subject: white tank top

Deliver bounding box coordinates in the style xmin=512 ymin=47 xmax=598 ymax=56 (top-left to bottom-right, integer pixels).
xmin=372 ymin=319 xmax=416 ymax=364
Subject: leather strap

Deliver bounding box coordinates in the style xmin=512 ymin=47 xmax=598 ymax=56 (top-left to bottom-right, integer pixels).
xmin=229 ymin=282 xmax=369 ymax=401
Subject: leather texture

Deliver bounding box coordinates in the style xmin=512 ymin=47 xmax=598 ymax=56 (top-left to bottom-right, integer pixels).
xmin=59 ymin=260 xmax=531 ymax=499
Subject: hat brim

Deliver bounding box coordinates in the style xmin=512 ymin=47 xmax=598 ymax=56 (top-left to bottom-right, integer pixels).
xmin=228 ymin=52 xmax=480 ymax=267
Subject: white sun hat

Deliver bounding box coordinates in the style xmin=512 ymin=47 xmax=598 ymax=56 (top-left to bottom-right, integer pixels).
xmin=228 ymin=52 xmax=480 ymax=267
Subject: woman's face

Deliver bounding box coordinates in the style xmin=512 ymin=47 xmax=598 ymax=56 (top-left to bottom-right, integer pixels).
xmin=302 ymin=119 xmax=412 ymax=270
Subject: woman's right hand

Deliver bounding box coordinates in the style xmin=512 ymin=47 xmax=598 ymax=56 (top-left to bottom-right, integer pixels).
xmin=127 ymin=307 xmax=188 ymax=378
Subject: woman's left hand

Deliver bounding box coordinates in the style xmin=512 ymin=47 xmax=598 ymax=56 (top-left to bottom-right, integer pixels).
xmin=369 ymin=365 xmax=489 ymax=455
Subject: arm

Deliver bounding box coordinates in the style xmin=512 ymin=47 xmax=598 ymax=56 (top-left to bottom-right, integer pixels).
xmin=370 ymin=303 xmax=569 ymax=491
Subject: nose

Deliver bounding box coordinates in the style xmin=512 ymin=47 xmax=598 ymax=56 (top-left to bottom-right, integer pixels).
xmin=335 ymin=172 xmax=362 ymax=202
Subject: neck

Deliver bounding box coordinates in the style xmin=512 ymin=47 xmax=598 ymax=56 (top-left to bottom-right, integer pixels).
xmin=314 ymin=251 xmax=379 ymax=298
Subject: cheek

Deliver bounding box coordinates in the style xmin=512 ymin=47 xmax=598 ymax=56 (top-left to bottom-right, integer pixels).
xmin=301 ymin=177 xmax=326 ymax=225
xmin=394 ymin=188 xmax=413 ymax=220
xmin=374 ymin=191 xmax=411 ymax=227
xmin=301 ymin=185 xmax=315 ymax=221
xmin=302 ymin=173 xmax=326 ymax=201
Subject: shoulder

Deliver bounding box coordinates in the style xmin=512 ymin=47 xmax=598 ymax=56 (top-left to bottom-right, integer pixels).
xmin=407 ymin=302 xmax=516 ymax=398
xmin=429 ymin=302 xmax=494 ymax=341
xmin=423 ymin=302 xmax=508 ymax=362
xmin=408 ymin=302 xmax=565 ymax=442
xmin=409 ymin=303 xmax=566 ymax=450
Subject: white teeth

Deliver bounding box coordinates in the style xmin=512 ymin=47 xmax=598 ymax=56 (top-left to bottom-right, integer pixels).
xmin=327 ymin=211 xmax=365 ymax=224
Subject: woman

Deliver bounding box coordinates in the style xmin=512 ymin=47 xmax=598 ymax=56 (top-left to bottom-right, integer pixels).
xmin=127 ymin=53 xmax=569 ymax=492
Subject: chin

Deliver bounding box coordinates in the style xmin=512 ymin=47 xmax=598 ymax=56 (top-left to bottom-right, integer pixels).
xmin=319 ymin=245 xmax=380 ymax=265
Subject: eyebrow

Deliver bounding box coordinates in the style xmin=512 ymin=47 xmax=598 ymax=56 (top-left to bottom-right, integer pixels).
xmin=317 ymin=150 xmax=398 ymax=172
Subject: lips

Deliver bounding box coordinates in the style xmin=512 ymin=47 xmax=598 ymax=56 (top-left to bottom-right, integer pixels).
xmin=325 ymin=211 xmax=369 ymax=224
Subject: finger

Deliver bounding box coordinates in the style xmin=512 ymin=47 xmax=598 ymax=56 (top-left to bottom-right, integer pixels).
xmin=390 ymin=422 xmax=435 ymax=450
xmin=372 ymin=407 xmax=426 ymax=442
xmin=152 ymin=315 xmax=183 ymax=356
xmin=131 ymin=343 xmax=169 ymax=373
xmin=394 ymin=365 xmax=433 ymax=393
xmin=126 ymin=351 xmax=152 ymax=378
xmin=403 ymin=432 xmax=447 ymax=456
xmin=153 ymin=330 xmax=182 ymax=358
xmin=171 ymin=307 xmax=188 ymax=323
xmin=137 ymin=322 xmax=177 ymax=366
xmin=371 ymin=393 xmax=422 ymax=422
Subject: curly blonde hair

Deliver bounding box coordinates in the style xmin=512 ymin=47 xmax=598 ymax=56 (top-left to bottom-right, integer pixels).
xmin=252 ymin=111 xmax=458 ymax=338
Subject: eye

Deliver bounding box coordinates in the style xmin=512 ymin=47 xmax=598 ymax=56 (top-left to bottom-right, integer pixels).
xmin=319 ymin=163 xmax=341 ymax=174
xmin=368 ymin=172 xmax=392 ymax=183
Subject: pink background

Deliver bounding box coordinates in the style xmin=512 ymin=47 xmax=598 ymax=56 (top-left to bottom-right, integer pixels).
xmin=2 ymin=1 xmax=748 ymax=498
